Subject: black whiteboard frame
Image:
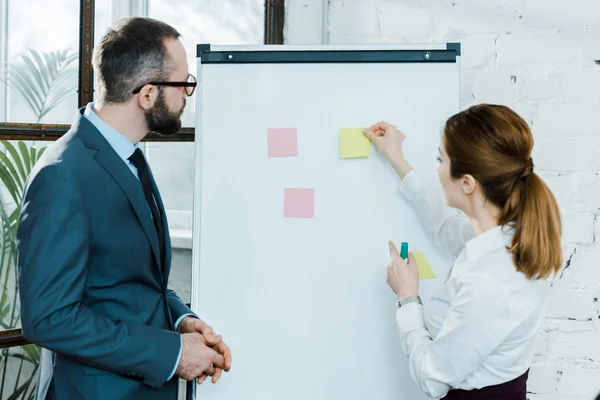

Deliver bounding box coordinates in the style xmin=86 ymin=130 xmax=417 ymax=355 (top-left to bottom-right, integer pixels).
xmin=197 ymin=43 xmax=461 ymax=64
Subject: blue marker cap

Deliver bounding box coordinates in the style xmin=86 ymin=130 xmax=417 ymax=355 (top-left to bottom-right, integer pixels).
xmin=400 ymin=242 xmax=408 ymax=260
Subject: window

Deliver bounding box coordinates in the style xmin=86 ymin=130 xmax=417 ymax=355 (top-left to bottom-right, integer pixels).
xmin=148 ymin=0 xmax=265 ymax=127
xmin=2 ymin=0 xmax=80 ymax=124
xmin=144 ymin=0 xmax=266 ymax=231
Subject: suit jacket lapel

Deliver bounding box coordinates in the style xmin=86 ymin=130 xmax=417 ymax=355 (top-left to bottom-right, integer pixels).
xmin=76 ymin=111 xmax=162 ymax=271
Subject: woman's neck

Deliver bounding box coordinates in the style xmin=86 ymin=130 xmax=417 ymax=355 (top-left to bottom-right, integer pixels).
xmin=469 ymin=205 xmax=501 ymax=236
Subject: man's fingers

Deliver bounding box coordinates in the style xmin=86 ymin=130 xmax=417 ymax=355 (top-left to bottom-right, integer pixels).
xmin=210 ymin=351 xmax=226 ymax=370
xmin=197 ymin=374 xmax=208 ymax=385
xmin=223 ymin=345 xmax=232 ymax=371
xmin=213 ymin=341 xmax=232 ymax=371
xmin=193 ymin=319 xmax=209 ymax=332
xmin=212 ymin=367 xmax=223 ymax=384
xmin=205 ymin=334 xmax=222 ymax=346
xmin=193 ymin=320 xmax=223 ymax=345
xmin=204 ymin=365 xmax=216 ymax=376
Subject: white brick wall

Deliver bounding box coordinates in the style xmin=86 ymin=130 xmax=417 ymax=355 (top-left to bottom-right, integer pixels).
xmin=285 ymin=0 xmax=600 ymax=398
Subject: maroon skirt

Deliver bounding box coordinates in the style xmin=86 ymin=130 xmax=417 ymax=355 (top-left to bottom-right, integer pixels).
xmin=442 ymin=369 xmax=529 ymax=400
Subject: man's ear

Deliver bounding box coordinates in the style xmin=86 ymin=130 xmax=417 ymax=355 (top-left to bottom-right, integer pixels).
xmin=136 ymin=85 xmax=158 ymax=110
xmin=461 ymin=174 xmax=477 ymax=196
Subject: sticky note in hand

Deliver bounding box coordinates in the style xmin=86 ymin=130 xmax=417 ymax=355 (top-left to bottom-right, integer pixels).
xmin=413 ymin=252 xmax=436 ymax=279
xmin=339 ymin=128 xmax=370 ymax=158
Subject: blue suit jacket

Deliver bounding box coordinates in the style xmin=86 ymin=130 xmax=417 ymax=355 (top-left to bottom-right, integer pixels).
xmin=17 ymin=108 xmax=193 ymax=399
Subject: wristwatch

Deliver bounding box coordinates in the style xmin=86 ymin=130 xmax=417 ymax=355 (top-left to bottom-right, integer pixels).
xmin=397 ymin=295 xmax=422 ymax=308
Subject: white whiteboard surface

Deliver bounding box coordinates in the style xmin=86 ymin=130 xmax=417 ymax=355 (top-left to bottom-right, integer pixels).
xmin=192 ymin=46 xmax=460 ymax=400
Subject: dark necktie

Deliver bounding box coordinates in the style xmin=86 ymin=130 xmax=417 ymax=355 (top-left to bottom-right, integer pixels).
xmin=128 ymin=148 xmax=164 ymax=266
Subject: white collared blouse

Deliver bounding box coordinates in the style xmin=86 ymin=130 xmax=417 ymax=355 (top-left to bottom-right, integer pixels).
xmin=395 ymin=169 xmax=550 ymax=399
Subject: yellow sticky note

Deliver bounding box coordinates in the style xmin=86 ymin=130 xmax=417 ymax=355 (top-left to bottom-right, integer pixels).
xmin=413 ymin=252 xmax=436 ymax=279
xmin=339 ymin=128 xmax=370 ymax=158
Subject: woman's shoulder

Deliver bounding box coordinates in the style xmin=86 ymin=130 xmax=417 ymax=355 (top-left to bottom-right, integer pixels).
xmin=450 ymin=251 xmax=550 ymax=309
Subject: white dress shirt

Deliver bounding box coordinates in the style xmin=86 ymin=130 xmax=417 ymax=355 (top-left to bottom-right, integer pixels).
xmin=395 ymin=168 xmax=550 ymax=399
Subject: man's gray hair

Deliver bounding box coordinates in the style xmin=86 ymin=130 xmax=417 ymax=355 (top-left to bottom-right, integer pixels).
xmin=92 ymin=17 xmax=181 ymax=104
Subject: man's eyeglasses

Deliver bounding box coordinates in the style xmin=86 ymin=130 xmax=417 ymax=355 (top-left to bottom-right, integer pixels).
xmin=132 ymin=74 xmax=197 ymax=96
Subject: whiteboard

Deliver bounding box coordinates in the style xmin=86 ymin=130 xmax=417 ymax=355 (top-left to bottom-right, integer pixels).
xmin=191 ymin=44 xmax=460 ymax=400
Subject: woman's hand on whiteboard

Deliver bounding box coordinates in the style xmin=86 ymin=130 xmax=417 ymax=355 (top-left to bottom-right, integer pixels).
xmin=364 ymin=122 xmax=413 ymax=179
xmin=386 ymin=241 xmax=419 ymax=300
xmin=363 ymin=121 xmax=406 ymax=160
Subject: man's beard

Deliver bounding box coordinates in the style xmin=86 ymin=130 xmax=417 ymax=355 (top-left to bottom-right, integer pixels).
xmin=145 ymin=91 xmax=184 ymax=136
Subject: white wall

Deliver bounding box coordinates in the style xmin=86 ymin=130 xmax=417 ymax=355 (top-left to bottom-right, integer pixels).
xmin=284 ymin=1 xmax=600 ymax=399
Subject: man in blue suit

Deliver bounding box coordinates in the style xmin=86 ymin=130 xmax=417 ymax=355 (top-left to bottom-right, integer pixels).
xmin=17 ymin=17 xmax=231 ymax=399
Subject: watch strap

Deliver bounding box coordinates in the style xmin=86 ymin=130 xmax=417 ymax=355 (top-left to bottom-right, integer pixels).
xmin=397 ymin=295 xmax=422 ymax=308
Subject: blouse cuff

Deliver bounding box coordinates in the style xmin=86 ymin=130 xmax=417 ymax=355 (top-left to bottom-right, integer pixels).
xmin=396 ymin=302 xmax=427 ymax=335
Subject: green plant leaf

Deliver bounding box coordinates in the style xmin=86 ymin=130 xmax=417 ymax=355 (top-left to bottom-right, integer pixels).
xmin=20 ymin=53 xmax=46 ymax=95
xmin=0 ymin=164 xmax=21 ymax=206
xmin=29 ymin=50 xmax=50 ymax=93
xmin=17 ymin=143 xmax=31 ymax=182
xmin=8 ymin=206 xmax=20 ymax=225
xmin=5 ymin=76 xmax=40 ymax=115
xmin=23 ymin=345 xmax=40 ymax=362
xmin=6 ymin=48 xmax=78 ymax=123
xmin=7 ymin=64 xmax=43 ymax=105
xmin=6 ymin=378 xmax=31 ymax=400
xmin=0 ymin=284 xmax=9 ymax=323
xmin=22 ymin=366 xmax=38 ymax=400
xmin=7 ymin=354 xmax=34 ymax=365
xmin=43 ymin=52 xmax=58 ymax=83
xmin=12 ymin=346 xmax=40 ymax=365
xmin=28 ymin=147 xmax=37 ymax=171
xmin=2 ymin=141 xmax=26 ymax=194
xmin=0 ymin=148 xmax=24 ymax=192
xmin=6 ymin=68 xmax=42 ymax=117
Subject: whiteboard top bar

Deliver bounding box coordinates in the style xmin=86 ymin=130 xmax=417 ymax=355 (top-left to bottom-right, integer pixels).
xmin=196 ymin=43 xmax=461 ymax=64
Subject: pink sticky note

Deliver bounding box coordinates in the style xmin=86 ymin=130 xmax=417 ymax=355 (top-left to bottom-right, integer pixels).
xmin=284 ymin=188 xmax=314 ymax=218
xmin=268 ymin=128 xmax=298 ymax=157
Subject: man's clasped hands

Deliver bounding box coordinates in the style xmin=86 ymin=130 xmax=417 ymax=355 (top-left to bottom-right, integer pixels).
xmin=175 ymin=316 xmax=232 ymax=384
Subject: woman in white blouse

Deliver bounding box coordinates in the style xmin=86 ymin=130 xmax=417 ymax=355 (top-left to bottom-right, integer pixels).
xmin=363 ymin=104 xmax=562 ymax=400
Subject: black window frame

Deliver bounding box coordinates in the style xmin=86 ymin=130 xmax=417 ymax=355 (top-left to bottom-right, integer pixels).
xmin=0 ymin=0 xmax=284 ymax=142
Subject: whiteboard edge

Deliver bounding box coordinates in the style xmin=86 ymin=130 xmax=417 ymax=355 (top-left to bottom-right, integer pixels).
xmin=201 ymin=43 xmax=452 ymax=52
xmin=191 ymin=57 xmax=204 ymax=320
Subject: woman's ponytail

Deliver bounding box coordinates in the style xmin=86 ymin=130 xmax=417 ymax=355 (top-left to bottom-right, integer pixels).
xmin=444 ymin=104 xmax=562 ymax=279
xmin=500 ymin=171 xmax=562 ymax=279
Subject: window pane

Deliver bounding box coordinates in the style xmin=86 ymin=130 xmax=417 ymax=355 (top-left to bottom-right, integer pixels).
xmin=2 ymin=0 xmax=80 ymax=124
xmin=147 ymin=0 xmax=265 ymax=127
xmin=143 ymin=1 xmax=265 ymax=230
